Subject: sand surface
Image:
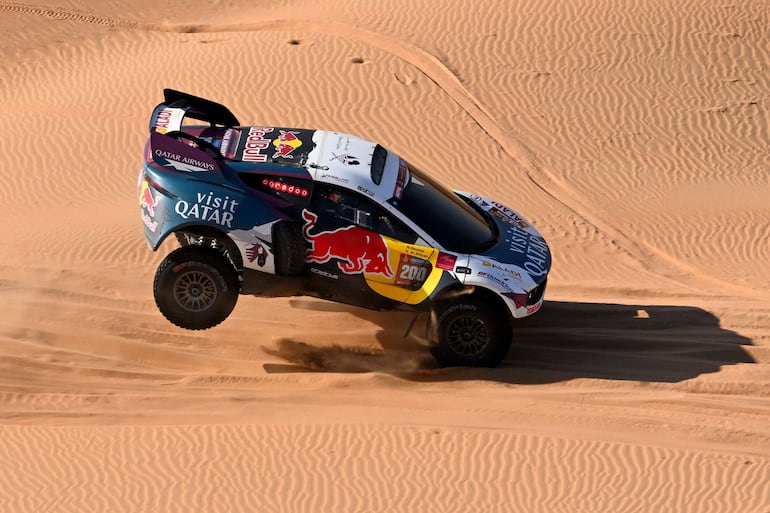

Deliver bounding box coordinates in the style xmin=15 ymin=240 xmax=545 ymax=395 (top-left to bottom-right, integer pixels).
xmin=1 ymin=1 xmax=768 ymax=511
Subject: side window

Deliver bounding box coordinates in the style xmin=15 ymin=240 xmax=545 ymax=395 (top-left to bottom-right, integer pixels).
xmin=375 ymin=209 xmax=417 ymax=243
xmin=316 ymin=185 xmax=417 ymax=243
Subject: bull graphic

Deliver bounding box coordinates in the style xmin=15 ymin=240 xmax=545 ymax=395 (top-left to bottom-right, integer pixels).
xmin=140 ymin=181 xmax=157 ymax=216
xmin=272 ymin=130 xmax=302 ymax=159
xmin=302 ymin=210 xmax=393 ymax=277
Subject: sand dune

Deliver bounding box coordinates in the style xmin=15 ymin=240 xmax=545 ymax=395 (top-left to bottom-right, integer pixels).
xmin=0 ymin=0 xmax=768 ymax=512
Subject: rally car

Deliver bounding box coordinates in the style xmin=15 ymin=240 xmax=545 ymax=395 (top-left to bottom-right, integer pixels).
xmin=139 ymin=90 xmax=551 ymax=367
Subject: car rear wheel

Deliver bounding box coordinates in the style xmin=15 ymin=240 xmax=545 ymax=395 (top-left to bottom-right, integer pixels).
xmin=153 ymin=245 xmax=239 ymax=330
xmin=429 ymin=300 xmax=512 ymax=367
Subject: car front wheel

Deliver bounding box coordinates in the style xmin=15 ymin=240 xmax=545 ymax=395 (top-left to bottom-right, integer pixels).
xmin=153 ymin=245 xmax=239 ymax=330
xmin=430 ymin=300 xmax=512 ymax=367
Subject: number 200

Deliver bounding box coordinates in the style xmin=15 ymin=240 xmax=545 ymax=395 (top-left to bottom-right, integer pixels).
xmin=399 ymin=264 xmax=427 ymax=281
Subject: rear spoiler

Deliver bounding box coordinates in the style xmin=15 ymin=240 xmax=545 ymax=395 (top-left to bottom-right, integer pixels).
xmin=148 ymin=89 xmax=240 ymax=133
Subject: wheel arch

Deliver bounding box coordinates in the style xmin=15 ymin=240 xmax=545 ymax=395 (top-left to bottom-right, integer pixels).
xmin=172 ymin=224 xmax=244 ymax=272
xmin=428 ymin=284 xmax=515 ymax=367
xmin=432 ymin=284 xmax=513 ymax=326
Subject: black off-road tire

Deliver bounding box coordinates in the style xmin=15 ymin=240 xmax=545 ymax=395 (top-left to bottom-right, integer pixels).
xmin=429 ymin=300 xmax=512 ymax=367
xmin=153 ymin=245 xmax=239 ymax=330
xmin=273 ymin=222 xmax=306 ymax=276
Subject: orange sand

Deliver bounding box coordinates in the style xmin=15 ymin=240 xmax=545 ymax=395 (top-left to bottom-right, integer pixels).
xmin=1 ymin=1 xmax=768 ymax=511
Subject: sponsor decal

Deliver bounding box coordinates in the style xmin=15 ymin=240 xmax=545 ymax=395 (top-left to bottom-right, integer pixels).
xmin=153 ymin=108 xmax=183 ymax=134
xmin=246 ymin=242 xmax=268 ymax=266
xmin=302 ymin=210 xmax=393 ymax=277
xmin=489 ymin=202 xmax=530 ymax=228
xmin=175 ymin=192 xmax=239 ymax=228
xmin=335 ymin=135 xmax=351 ymax=151
xmin=527 ymin=302 xmax=542 ymax=315
xmin=482 ymin=260 xmax=522 ymax=280
xmin=154 ymin=148 xmax=215 ymax=172
xmin=394 ymin=159 xmax=408 ymax=199
xmin=436 ymin=252 xmax=457 ymax=271
xmin=395 ymin=254 xmax=432 ymax=289
xmin=320 ymin=173 xmax=349 ymax=184
xmin=357 ymin=185 xmax=375 ymax=197
xmin=477 ymin=271 xmax=513 ymax=291
xmin=242 ymin=126 xmax=275 ymax=162
xmin=311 ymin=267 xmax=339 ymax=280
xmin=331 ymin=152 xmax=360 ymax=166
xmin=470 ymin=194 xmax=491 ymax=207
xmin=272 ymin=130 xmax=302 ymax=159
xmin=403 ymin=244 xmax=433 ymax=260
xmin=262 ymin=178 xmax=309 ymax=197
xmin=139 ymin=180 xmax=159 ymax=232
xmin=220 ymin=129 xmax=235 ymax=158
xmin=507 ymin=224 xmax=550 ymax=277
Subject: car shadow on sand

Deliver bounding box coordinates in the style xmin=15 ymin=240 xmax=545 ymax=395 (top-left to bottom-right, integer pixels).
xmin=262 ymin=300 xmax=755 ymax=384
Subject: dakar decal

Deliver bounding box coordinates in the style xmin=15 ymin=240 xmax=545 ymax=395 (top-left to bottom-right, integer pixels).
xmin=395 ymin=254 xmax=432 ymax=290
xmin=153 ymin=108 xmax=183 ymax=134
xmin=302 ymin=210 xmax=393 ymax=277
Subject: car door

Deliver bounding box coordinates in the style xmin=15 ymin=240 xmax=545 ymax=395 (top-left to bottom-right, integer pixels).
xmin=303 ymin=184 xmax=442 ymax=306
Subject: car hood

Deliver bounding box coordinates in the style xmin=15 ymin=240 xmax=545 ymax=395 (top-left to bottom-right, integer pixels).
xmin=462 ymin=193 xmax=551 ymax=282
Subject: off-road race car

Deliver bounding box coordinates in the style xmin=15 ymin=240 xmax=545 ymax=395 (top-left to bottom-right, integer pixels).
xmin=139 ymin=90 xmax=551 ymax=367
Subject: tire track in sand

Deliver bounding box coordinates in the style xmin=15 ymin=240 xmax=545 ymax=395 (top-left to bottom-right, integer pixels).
xmin=0 ymin=2 xmax=140 ymax=28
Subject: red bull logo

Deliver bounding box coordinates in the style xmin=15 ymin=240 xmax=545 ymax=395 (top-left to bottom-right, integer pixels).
xmin=139 ymin=180 xmax=156 ymax=216
xmin=242 ymin=126 xmax=274 ymax=162
xmin=272 ymin=130 xmax=302 ymax=159
xmin=139 ymin=180 xmax=159 ymax=232
xmin=302 ymin=210 xmax=393 ymax=277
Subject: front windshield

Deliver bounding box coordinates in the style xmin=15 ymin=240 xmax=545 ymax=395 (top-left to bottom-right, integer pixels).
xmin=389 ymin=164 xmax=496 ymax=253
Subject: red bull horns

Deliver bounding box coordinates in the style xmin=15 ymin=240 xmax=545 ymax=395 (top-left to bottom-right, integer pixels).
xmin=272 ymin=130 xmax=302 ymax=159
xmin=302 ymin=210 xmax=393 ymax=277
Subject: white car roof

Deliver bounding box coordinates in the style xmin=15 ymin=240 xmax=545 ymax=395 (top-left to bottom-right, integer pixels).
xmin=306 ymin=131 xmax=404 ymax=204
